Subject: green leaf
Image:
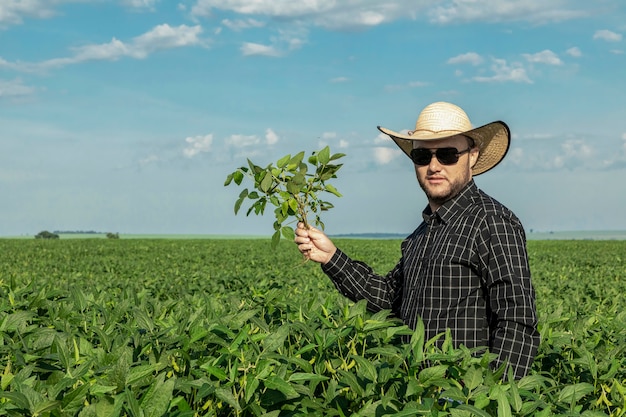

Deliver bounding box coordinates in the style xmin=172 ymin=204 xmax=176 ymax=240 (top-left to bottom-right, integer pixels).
xmin=288 ymin=198 xmax=298 ymax=214
xmin=263 ymin=324 xmax=290 ymax=352
xmin=287 ymin=151 xmax=305 ymax=170
xmin=140 ymin=373 xmax=175 ymax=417
xmin=325 ymin=184 xmax=342 ymax=197
xmin=126 ymin=363 xmax=161 ymax=386
xmin=216 ymin=387 xmax=242 ymax=411
xmin=264 ymin=376 xmax=299 ymax=399
xmin=125 ymin=388 xmax=141 ymax=417
xmin=0 ymin=391 xmax=31 ymax=409
xmin=260 ymin=171 xmax=273 ymax=193
xmin=200 ymin=364 xmax=228 ymax=380
xmin=233 ymin=170 xmax=244 ymax=185
xmin=330 ymin=152 xmax=346 ymax=161
xmin=352 ymin=355 xmax=378 ymax=382
xmin=456 ymin=404 xmax=492 ymax=417
xmin=473 ymin=392 xmax=490 ymax=409
xmin=224 ymin=173 xmax=233 ymax=186
xmin=53 ymin=335 xmax=71 ymax=373
xmin=247 ymin=159 xmax=261 ymax=174
xmin=557 ymin=383 xmax=594 ymax=404
xmin=288 ymin=373 xmax=330 ymax=383
xmin=463 ymin=366 xmax=483 ymax=391
xmin=507 ymin=371 xmax=522 ymax=413
xmin=234 ymin=188 xmax=249 ymax=214
xmin=271 ymin=230 xmax=281 ymax=248
xmin=337 ymin=370 xmax=365 ymax=397
xmin=418 ymin=365 xmax=448 ymax=385
xmin=286 ymin=180 xmax=301 ymax=195
xmin=277 ymin=154 xmax=291 ymax=168
xmin=489 ymin=385 xmax=512 ymax=417
xmin=33 ymin=400 xmax=62 ymax=415
xmin=89 ymin=384 xmax=117 ymax=396
xmin=245 ymin=376 xmax=260 ymax=403
xmin=281 ymin=226 xmax=295 ymax=241
xmin=318 ymin=146 xmax=330 ymax=165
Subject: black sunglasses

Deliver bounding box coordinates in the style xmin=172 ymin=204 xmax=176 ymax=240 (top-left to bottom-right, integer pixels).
xmin=410 ymin=147 xmax=472 ymax=166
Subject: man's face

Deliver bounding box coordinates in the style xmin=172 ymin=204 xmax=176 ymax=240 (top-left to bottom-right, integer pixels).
xmin=412 ymin=135 xmax=479 ymax=211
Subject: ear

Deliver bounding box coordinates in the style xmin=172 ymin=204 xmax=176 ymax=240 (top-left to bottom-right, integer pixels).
xmin=469 ymin=148 xmax=479 ymax=169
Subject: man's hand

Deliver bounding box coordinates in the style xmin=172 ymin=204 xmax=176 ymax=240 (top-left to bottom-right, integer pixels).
xmin=294 ymin=222 xmax=337 ymax=264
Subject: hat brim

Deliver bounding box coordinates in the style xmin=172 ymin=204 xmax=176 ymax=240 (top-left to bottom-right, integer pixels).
xmin=377 ymin=121 xmax=510 ymax=176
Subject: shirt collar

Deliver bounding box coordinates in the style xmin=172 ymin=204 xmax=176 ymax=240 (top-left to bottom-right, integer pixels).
xmin=422 ymin=180 xmax=478 ymax=225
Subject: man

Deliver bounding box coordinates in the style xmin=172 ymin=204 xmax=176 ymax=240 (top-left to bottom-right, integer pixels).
xmin=294 ymin=101 xmax=540 ymax=379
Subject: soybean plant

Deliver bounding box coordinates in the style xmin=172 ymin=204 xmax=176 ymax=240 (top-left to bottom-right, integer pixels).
xmin=224 ymin=146 xmax=345 ymax=248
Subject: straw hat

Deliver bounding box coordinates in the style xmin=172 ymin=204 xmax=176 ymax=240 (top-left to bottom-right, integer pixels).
xmin=377 ymin=101 xmax=510 ymax=175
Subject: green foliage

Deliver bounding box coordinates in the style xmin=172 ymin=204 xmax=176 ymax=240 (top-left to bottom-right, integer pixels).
xmin=35 ymin=230 xmax=60 ymax=239
xmin=0 ymin=239 xmax=624 ymax=416
xmin=224 ymin=146 xmax=345 ymax=248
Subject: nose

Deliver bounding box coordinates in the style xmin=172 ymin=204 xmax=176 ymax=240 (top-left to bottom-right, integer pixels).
xmin=428 ymin=152 xmax=443 ymax=172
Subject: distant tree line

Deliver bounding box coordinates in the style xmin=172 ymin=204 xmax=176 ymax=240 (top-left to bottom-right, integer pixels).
xmin=35 ymin=231 xmax=59 ymax=239
xmin=34 ymin=231 xmax=120 ymax=239
xmin=53 ymin=230 xmax=101 ymax=234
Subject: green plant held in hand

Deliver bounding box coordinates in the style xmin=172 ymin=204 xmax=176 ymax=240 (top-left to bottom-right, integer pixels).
xmin=224 ymin=146 xmax=345 ymax=248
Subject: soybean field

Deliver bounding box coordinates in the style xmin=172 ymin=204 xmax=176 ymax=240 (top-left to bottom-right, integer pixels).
xmin=0 ymin=238 xmax=625 ymax=416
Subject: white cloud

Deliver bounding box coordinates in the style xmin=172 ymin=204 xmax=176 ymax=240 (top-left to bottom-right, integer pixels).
xmin=330 ymin=77 xmax=349 ymax=83
xmin=373 ymin=147 xmax=401 ymax=165
xmin=122 ymin=0 xmax=159 ymax=10
xmin=0 ymin=78 xmax=36 ymax=98
xmin=317 ymin=131 xmax=349 ymax=149
xmin=593 ymin=29 xmax=622 ymax=42
xmin=448 ymin=52 xmax=483 ymax=66
xmin=241 ymin=42 xmax=282 ymax=57
xmin=225 ymin=134 xmax=260 ymax=148
xmin=5 ymin=24 xmax=204 ymax=71
xmin=374 ymin=132 xmax=394 ymax=144
xmin=191 ymin=0 xmax=393 ymax=29
xmin=265 ymin=128 xmax=279 ymax=145
xmin=429 ymin=0 xmax=588 ymax=24
xmin=0 ymin=0 xmax=57 ymax=26
xmin=519 ymin=133 xmax=559 ymax=140
xmin=385 ymin=81 xmax=429 ymax=92
xmin=240 ymin=27 xmax=308 ymax=57
xmin=506 ymin=147 xmax=524 ymax=166
xmin=565 ymin=47 xmax=582 ymax=57
xmin=222 ymin=18 xmax=265 ymax=31
xmin=183 ymin=134 xmax=213 ymax=158
xmin=139 ymin=154 xmax=159 ymax=167
xmin=190 ymin=0 xmax=589 ymax=29
xmin=473 ymin=58 xmax=532 ymax=84
xmin=552 ymin=139 xmax=592 ymax=169
xmin=523 ymin=49 xmax=562 ymax=65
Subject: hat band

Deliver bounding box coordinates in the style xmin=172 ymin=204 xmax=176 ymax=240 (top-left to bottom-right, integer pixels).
xmin=409 ymin=128 xmax=464 ymax=136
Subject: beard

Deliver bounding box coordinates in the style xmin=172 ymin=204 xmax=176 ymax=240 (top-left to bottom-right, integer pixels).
xmin=416 ymin=166 xmax=472 ymax=208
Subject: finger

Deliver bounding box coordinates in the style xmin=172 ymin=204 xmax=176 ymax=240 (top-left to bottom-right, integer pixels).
xmin=294 ymin=227 xmax=308 ymax=237
xmin=293 ymin=236 xmax=311 ymax=245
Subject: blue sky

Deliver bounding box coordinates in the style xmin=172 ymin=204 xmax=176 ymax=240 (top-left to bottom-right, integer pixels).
xmin=1 ymin=0 xmax=625 ymax=237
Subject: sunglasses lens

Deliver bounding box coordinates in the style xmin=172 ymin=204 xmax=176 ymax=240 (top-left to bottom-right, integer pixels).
xmin=410 ymin=149 xmax=433 ymax=165
xmin=436 ymin=148 xmax=460 ymax=165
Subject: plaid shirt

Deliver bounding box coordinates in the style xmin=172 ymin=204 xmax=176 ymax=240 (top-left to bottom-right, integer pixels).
xmin=322 ymin=180 xmax=539 ymax=378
